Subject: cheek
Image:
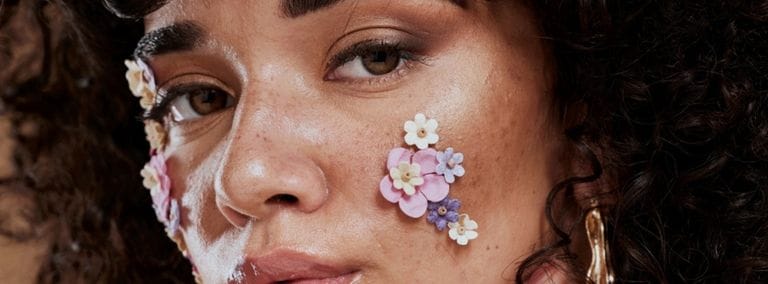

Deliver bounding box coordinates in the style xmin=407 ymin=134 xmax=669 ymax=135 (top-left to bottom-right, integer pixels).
xmin=167 ymin=143 xmax=245 ymax=281
xmin=418 ymin=38 xmax=560 ymax=266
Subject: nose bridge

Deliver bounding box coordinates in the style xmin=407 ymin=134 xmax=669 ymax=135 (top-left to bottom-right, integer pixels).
xmin=213 ymin=77 xmax=327 ymax=226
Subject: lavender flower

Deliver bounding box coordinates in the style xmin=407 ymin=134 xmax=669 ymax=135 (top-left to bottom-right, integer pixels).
xmin=436 ymin=147 xmax=465 ymax=183
xmin=427 ymin=197 xmax=461 ymax=231
xmin=165 ymin=199 xmax=180 ymax=237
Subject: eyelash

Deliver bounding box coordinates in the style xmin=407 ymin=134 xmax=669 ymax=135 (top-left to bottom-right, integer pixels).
xmin=325 ymin=39 xmax=427 ymax=83
xmin=143 ymin=83 xmax=224 ymax=122
xmin=145 ymin=38 xmax=427 ymax=121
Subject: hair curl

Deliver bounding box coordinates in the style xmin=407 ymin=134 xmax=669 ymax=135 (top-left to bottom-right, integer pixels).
xmin=1 ymin=0 xmax=766 ymax=283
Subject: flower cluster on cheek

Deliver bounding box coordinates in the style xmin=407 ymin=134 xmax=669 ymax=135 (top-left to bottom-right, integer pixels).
xmin=379 ymin=113 xmax=478 ymax=246
xmin=126 ymin=59 xmax=186 ymax=250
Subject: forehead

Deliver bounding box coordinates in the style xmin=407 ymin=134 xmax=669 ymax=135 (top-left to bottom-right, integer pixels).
xmin=143 ymin=0 xmax=464 ymax=27
xmin=137 ymin=0 xmax=468 ymax=59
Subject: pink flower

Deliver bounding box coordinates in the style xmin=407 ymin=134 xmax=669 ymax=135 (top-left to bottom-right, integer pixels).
xmin=141 ymin=152 xmax=172 ymax=223
xmin=380 ymin=147 xmax=450 ymax=218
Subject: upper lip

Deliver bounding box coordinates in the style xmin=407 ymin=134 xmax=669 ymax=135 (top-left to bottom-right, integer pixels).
xmin=241 ymin=250 xmax=357 ymax=284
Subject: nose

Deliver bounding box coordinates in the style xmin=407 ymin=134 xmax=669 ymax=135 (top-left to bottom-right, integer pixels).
xmin=214 ymin=103 xmax=328 ymax=227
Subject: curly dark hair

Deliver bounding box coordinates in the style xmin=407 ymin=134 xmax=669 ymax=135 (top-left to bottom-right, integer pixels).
xmin=1 ymin=0 xmax=766 ymax=283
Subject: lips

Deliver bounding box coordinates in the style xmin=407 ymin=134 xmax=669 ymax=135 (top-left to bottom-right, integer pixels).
xmin=237 ymin=250 xmax=360 ymax=284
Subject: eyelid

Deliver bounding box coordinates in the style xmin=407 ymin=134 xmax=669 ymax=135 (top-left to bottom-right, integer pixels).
xmin=325 ymin=38 xmax=427 ymax=73
xmin=143 ymin=74 xmax=235 ymax=121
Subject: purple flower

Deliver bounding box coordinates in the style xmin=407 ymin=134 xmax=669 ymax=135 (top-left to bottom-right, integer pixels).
xmin=427 ymin=197 xmax=461 ymax=231
xmin=436 ymin=147 xmax=465 ymax=183
xmin=165 ymin=199 xmax=181 ymax=237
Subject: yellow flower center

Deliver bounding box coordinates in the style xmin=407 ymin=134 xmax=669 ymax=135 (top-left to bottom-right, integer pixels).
xmin=447 ymin=159 xmax=456 ymax=168
xmin=417 ymin=128 xmax=427 ymax=138
xmin=402 ymin=171 xmax=412 ymax=182
xmin=437 ymin=206 xmax=448 ymax=216
xmin=458 ymin=227 xmax=466 ymax=235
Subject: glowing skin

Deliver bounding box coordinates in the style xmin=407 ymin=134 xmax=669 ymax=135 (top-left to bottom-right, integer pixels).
xmin=144 ymin=0 xmax=569 ymax=282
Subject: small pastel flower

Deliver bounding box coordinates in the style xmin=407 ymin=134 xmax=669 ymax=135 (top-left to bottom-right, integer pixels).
xmin=124 ymin=59 xmax=157 ymax=110
xmin=145 ymin=120 xmax=167 ymax=151
xmin=380 ymin=147 xmax=449 ymax=218
xmin=403 ymin=113 xmax=439 ymax=149
xmin=436 ymin=147 xmax=465 ymax=183
xmin=140 ymin=152 xmax=172 ymax=223
xmin=448 ymin=213 xmax=478 ymax=246
xmin=427 ymin=197 xmax=461 ymax=231
xmin=165 ymin=199 xmax=181 ymax=237
xmin=389 ymin=161 xmax=424 ymax=195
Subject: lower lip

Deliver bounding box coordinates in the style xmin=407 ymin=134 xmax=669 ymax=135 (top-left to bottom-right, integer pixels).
xmin=287 ymin=272 xmax=361 ymax=284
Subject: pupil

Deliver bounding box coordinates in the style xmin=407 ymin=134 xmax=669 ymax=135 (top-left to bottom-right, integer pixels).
xmin=372 ymin=51 xmax=387 ymax=62
xmin=362 ymin=49 xmax=399 ymax=75
xmin=190 ymin=89 xmax=227 ymax=115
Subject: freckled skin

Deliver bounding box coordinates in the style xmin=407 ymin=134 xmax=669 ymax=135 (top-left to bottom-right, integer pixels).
xmin=146 ymin=0 xmax=569 ymax=283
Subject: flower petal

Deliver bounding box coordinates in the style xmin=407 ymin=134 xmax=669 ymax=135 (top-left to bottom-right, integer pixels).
xmin=425 ymin=133 xmax=439 ymax=144
xmin=404 ymin=133 xmax=418 ymax=147
xmin=389 ymin=167 xmax=402 ymax=180
xmin=410 ymin=176 xmax=424 ymax=186
xmin=399 ymin=193 xmax=428 ymax=218
xmin=447 ymin=199 xmax=461 ymax=210
xmin=404 ymin=121 xmax=418 ymax=132
xmin=387 ymin=148 xmax=411 ymax=169
xmin=425 ymin=118 xmax=438 ymax=132
xmin=453 ymin=152 xmax=464 ymax=163
xmin=379 ymin=176 xmax=402 ymax=203
xmin=464 ymin=219 xmax=478 ymax=230
xmin=166 ymin=199 xmax=181 ymax=236
xmin=415 ymin=139 xmax=428 ymax=150
xmin=448 ymin=228 xmax=459 ymax=240
xmin=392 ymin=179 xmax=404 ymax=190
xmin=436 ymin=163 xmax=447 ymax=174
xmin=452 ymin=165 xmax=465 ymax=177
xmin=414 ymin=113 xmax=426 ymax=124
xmin=457 ymin=236 xmax=469 ymax=245
xmin=436 ymin=151 xmax=446 ymax=163
xmin=159 ymin=174 xmax=172 ymax=193
xmin=444 ymin=171 xmax=456 ymax=184
xmin=464 ymin=230 xmax=478 ymax=240
xmin=445 ymin=211 xmax=459 ymax=223
xmin=413 ymin=148 xmax=438 ymax=174
xmin=436 ymin=219 xmax=447 ymax=231
xmin=403 ymin=183 xmax=416 ymax=195
xmin=427 ymin=211 xmax=439 ymax=223
xmin=420 ymin=175 xmax=450 ymax=202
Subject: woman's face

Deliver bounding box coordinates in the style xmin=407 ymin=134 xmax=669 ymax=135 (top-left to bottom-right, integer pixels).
xmin=144 ymin=0 xmax=563 ymax=282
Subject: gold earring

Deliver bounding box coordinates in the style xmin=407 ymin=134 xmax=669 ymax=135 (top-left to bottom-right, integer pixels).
xmin=586 ymin=201 xmax=615 ymax=284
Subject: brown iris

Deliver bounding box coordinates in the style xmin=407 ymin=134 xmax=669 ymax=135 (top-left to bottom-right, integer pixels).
xmin=361 ymin=48 xmax=400 ymax=75
xmin=188 ymin=88 xmax=229 ymax=115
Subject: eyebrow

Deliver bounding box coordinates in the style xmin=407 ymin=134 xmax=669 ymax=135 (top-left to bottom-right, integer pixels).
xmin=136 ymin=0 xmax=466 ymax=57
xmin=133 ymin=21 xmax=204 ymax=59
xmin=281 ymin=0 xmax=346 ymax=18
xmin=281 ymin=0 xmax=466 ymax=18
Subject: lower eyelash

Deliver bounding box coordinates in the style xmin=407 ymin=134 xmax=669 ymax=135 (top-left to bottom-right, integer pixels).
xmin=343 ymin=57 xmax=420 ymax=86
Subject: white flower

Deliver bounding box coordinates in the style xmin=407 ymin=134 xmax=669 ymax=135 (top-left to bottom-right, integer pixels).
xmin=448 ymin=213 xmax=478 ymax=246
xmin=145 ymin=120 xmax=167 ymax=151
xmin=389 ymin=161 xmax=424 ymax=196
xmin=140 ymin=164 xmax=159 ymax=190
xmin=404 ymin=113 xmax=439 ymax=149
xmin=124 ymin=59 xmax=157 ymax=110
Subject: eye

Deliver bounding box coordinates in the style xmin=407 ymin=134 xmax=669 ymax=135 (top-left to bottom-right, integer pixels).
xmin=326 ymin=40 xmax=422 ymax=82
xmin=165 ymin=85 xmax=235 ymax=122
xmin=332 ymin=47 xmax=403 ymax=79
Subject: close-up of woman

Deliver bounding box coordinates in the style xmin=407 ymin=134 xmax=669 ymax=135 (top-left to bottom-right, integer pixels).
xmin=1 ymin=0 xmax=767 ymax=283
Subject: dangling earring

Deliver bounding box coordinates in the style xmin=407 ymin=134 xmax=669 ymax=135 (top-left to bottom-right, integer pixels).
xmin=586 ymin=200 xmax=615 ymax=284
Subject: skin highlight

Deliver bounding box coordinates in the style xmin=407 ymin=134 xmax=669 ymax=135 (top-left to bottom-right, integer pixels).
xmin=144 ymin=0 xmax=572 ymax=282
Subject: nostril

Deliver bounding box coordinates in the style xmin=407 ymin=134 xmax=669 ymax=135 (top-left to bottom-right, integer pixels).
xmin=266 ymin=194 xmax=298 ymax=204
